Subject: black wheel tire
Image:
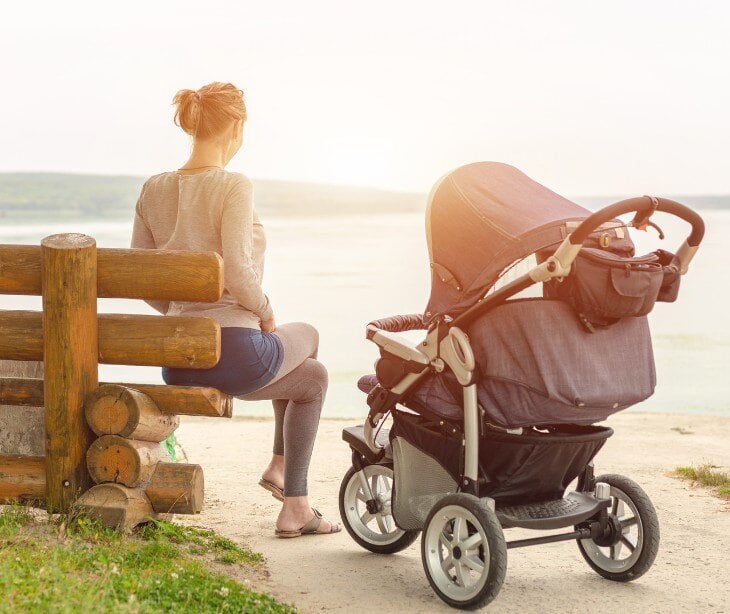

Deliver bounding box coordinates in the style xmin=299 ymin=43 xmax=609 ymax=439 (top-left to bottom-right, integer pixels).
xmin=577 ymin=473 xmax=660 ymax=582
xmin=339 ymin=465 xmax=419 ymax=555
xmin=421 ymin=493 xmax=507 ymax=610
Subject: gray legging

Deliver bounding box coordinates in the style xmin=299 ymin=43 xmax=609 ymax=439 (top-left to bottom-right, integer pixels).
xmin=238 ymin=322 xmax=327 ymax=497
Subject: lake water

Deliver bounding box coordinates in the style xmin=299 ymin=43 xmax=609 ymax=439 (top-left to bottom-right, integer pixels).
xmin=1 ymin=210 xmax=728 ymax=419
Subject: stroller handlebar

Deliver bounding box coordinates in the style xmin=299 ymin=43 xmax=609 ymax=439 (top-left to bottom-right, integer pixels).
xmin=569 ymin=196 xmax=705 ymax=247
xmin=561 ymin=196 xmax=705 ymax=276
xmin=366 ymin=314 xmax=429 ymax=337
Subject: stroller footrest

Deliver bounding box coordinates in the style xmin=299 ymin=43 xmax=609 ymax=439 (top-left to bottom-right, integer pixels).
xmin=496 ymin=491 xmax=608 ymax=530
xmin=342 ymin=424 xmax=391 ymax=464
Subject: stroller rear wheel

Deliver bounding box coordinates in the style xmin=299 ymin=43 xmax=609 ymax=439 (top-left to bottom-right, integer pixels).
xmin=577 ymin=473 xmax=660 ymax=581
xmin=421 ymin=493 xmax=507 ymax=610
xmin=339 ymin=464 xmax=418 ymax=554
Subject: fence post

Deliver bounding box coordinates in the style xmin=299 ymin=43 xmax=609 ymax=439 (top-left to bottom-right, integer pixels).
xmin=41 ymin=233 xmax=98 ymax=512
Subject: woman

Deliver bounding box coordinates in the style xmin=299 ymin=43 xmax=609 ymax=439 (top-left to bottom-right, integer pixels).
xmin=131 ymin=82 xmax=339 ymax=537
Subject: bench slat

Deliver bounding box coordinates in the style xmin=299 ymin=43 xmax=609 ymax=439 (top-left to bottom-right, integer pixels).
xmin=0 ymin=311 xmax=221 ymax=368
xmin=0 ymin=245 xmax=223 ymax=302
xmin=0 ymin=377 xmax=233 ymax=417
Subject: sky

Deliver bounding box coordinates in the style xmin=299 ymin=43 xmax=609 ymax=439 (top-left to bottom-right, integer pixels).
xmin=1 ymin=1 xmax=729 ymax=195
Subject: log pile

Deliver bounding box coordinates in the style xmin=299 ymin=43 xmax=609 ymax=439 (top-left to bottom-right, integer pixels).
xmin=75 ymin=384 xmax=208 ymax=530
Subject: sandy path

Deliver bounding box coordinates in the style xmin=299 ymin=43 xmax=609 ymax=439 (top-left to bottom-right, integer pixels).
xmin=177 ymin=413 xmax=730 ymax=613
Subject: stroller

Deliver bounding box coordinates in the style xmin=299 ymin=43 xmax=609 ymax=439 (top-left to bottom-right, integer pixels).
xmin=338 ymin=162 xmax=705 ymax=609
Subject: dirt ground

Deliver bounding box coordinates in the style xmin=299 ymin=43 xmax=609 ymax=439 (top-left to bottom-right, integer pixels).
xmin=176 ymin=412 xmax=730 ymax=613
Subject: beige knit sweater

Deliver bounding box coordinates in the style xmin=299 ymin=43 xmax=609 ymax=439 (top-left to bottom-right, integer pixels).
xmin=131 ymin=169 xmax=273 ymax=329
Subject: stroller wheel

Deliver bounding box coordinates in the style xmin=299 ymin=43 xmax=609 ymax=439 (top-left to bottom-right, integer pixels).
xmin=421 ymin=493 xmax=507 ymax=610
xmin=339 ymin=465 xmax=418 ymax=554
xmin=577 ymin=473 xmax=660 ymax=581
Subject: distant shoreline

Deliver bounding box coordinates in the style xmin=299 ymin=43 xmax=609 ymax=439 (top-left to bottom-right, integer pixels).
xmin=1 ymin=172 xmax=729 ymax=222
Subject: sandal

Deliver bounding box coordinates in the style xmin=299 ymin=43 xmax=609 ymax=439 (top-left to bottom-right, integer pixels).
xmin=258 ymin=478 xmax=285 ymax=502
xmin=275 ymin=508 xmax=341 ymax=538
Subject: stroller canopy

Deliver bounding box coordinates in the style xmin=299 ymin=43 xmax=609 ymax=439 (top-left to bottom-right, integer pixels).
xmin=425 ymin=162 xmax=592 ymax=320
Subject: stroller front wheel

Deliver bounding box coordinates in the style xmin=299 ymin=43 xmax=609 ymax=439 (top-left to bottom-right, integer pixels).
xmin=421 ymin=493 xmax=507 ymax=610
xmin=339 ymin=464 xmax=418 ymax=554
xmin=577 ymin=473 xmax=660 ymax=581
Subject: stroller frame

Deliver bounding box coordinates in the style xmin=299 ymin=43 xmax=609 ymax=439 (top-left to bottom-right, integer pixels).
xmin=340 ymin=194 xmax=704 ymax=610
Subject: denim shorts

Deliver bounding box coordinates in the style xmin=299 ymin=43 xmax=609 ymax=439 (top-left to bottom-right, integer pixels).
xmin=162 ymin=327 xmax=284 ymax=396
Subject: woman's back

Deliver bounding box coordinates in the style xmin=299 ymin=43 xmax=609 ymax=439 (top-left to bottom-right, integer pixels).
xmin=132 ymin=168 xmax=271 ymax=328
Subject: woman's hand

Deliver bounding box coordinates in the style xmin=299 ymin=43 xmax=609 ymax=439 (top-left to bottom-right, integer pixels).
xmin=261 ymin=316 xmax=277 ymax=333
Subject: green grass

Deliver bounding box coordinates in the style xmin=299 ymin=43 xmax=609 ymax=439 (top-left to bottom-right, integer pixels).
xmin=673 ymin=463 xmax=730 ymax=501
xmin=0 ymin=507 xmax=295 ymax=613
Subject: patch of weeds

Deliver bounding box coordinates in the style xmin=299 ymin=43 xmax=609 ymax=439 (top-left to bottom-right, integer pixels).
xmin=670 ymin=426 xmax=694 ymax=435
xmin=0 ymin=514 xmax=295 ymax=612
xmin=65 ymin=514 xmax=125 ymax=545
xmin=141 ymin=519 xmax=262 ymax=565
xmin=216 ymin=551 xmax=239 ymax=565
xmin=0 ymin=504 xmax=33 ymax=538
xmin=673 ymin=463 xmax=730 ymax=501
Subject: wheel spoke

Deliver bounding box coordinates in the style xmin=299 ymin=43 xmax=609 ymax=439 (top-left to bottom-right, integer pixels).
xmin=360 ymin=511 xmax=374 ymax=526
xmin=462 ymin=532 xmax=483 ymax=551
xmin=376 ymin=514 xmax=388 ymax=534
xmin=382 ymin=514 xmax=392 ymax=533
xmin=454 ymin=561 xmax=468 ymax=587
xmin=610 ymin=542 xmax=624 ymax=560
xmin=611 ymin=497 xmax=619 ymax=516
xmin=453 ymin=517 xmax=467 ymax=541
xmin=620 ymin=535 xmax=636 ymax=553
xmin=462 ymin=555 xmax=484 ymax=574
xmin=356 ymin=491 xmax=368 ymax=503
xmin=620 ymin=516 xmax=638 ymax=530
xmin=616 ymin=499 xmax=626 ymax=519
xmin=441 ymin=555 xmax=453 ymax=573
xmin=439 ymin=531 xmax=453 ymax=550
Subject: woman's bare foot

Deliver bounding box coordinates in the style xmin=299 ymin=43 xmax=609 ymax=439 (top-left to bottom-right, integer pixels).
xmin=261 ymin=454 xmax=284 ymax=492
xmin=276 ymin=496 xmax=340 ymax=534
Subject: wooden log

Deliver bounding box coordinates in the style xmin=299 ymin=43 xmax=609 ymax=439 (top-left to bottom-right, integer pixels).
xmin=0 ymin=376 xmax=44 ymax=407
xmin=0 ymin=454 xmax=45 ymax=503
xmin=85 ymin=384 xmax=179 ymax=441
xmin=127 ymin=384 xmax=233 ymax=418
xmin=0 ymin=244 xmax=223 ymax=302
xmin=0 ymin=311 xmax=221 ymax=368
xmin=0 ymin=311 xmax=43 ymax=361
xmin=42 ymin=233 xmax=98 ymax=513
xmin=0 ymin=245 xmax=42 ymax=295
xmin=146 ymin=462 xmax=204 ymax=514
xmin=74 ymin=483 xmax=154 ymax=530
xmin=86 ymin=435 xmax=169 ymax=488
xmin=0 ymin=377 xmax=233 ymax=417
xmin=97 ymin=249 xmax=224 ymax=302
xmin=98 ymin=314 xmax=220 ymax=368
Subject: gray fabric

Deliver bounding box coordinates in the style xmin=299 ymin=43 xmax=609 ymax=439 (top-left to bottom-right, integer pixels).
xmin=239 ymin=322 xmax=326 ymax=497
xmin=411 ymin=299 xmax=656 ymax=428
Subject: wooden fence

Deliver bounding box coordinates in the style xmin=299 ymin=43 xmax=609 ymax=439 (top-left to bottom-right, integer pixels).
xmin=0 ymin=233 xmax=232 ymax=528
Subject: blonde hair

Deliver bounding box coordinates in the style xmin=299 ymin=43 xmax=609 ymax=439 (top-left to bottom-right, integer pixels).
xmin=172 ymin=82 xmax=246 ymax=139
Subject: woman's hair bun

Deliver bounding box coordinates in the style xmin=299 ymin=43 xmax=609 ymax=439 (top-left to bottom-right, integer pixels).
xmin=173 ymin=82 xmax=246 ymax=139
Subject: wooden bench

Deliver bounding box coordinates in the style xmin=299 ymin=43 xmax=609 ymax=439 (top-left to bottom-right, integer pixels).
xmin=0 ymin=233 xmax=232 ymax=529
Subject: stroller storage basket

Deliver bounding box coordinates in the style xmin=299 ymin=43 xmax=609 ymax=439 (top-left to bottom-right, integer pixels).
xmin=392 ymin=410 xmax=613 ymax=507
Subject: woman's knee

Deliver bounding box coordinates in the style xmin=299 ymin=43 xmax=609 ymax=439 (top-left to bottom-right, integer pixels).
xmin=294 ymin=359 xmax=329 ymax=403
xmin=298 ymin=322 xmax=319 ymax=357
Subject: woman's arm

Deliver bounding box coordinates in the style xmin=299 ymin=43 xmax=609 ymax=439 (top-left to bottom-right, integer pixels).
xmin=220 ymin=176 xmax=273 ymax=323
xmin=130 ymin=187 xmax=171 ymax=315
